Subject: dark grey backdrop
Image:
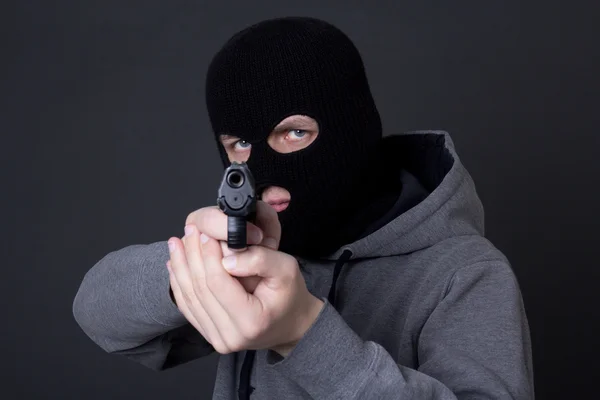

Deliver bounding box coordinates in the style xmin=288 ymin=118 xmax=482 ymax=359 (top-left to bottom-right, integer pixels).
xmin=4 ymin=1 xmax=599 ymax=399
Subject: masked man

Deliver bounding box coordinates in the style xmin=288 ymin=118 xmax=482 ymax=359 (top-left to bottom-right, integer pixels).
xmin=74 ymin=17 xmax=534 ymax=399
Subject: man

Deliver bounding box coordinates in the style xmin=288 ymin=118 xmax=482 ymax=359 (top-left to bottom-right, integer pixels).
xmin=73 ymin=17 xmax=534 ymax=399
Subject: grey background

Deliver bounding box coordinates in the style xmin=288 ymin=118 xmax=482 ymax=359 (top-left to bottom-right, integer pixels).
xmin=4 ymin=1 xmax=599 ymax=399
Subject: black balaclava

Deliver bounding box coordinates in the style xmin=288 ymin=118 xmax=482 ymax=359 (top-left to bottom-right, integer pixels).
xmin=205 ymin=17 xmax=386 ymax=258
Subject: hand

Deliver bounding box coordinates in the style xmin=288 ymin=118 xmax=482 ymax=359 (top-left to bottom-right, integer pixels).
xmin=182 ymin=201 xmax=278 ymax=293
xmin=167 ymin=203 xmax=324 ymax=356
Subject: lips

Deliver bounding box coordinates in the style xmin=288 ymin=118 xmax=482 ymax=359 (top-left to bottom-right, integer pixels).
xmin=261 ymin=186 xmax=291 ymax=213
xmin=268 ymin=201 xmax=289 ymax=212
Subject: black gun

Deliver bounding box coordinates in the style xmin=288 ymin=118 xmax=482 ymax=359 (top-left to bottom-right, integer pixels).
xmin=217 ymin=162 xmax=257 ymax=250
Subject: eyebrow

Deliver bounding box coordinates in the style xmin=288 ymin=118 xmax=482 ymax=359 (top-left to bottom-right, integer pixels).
xmin=273 ymin=116 xmax=314 ymax=130
xmin=219 ymin=134 xmax=238 ymax=141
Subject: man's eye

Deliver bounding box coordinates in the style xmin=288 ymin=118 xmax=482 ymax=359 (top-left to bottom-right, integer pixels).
xmin=233 ymin=140 xmax=251 ymax=151
xmin=287 ymin=130 xmax=308 ymax=140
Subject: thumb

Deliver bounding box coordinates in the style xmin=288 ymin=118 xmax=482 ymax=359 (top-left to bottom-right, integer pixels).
xmin=222 ymin=245 xmax=293 ymax=279
xmin=255 ymin=201 xmax=281 ymax=250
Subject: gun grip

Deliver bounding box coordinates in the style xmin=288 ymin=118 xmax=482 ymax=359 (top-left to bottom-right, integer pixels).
xmin=227 ymin=215 xmax=248 ymax=249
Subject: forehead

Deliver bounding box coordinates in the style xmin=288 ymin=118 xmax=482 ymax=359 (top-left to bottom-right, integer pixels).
xmin=275 ymin=115 xmax=316 ymax=126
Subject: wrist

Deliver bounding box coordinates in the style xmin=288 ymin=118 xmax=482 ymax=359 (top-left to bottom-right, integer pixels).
xmin=274 ymin=295 xmax=325 ymax=357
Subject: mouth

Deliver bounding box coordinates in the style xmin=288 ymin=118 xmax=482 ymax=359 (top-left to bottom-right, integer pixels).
xmin=261 ymin=185 xmax=291 ymax=213
xmin=267 ymin=200 xmax=289 ymax=212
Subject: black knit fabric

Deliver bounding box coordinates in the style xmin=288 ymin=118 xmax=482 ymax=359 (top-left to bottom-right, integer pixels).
xmin=205 ymin=17 xmax=385 ymax=257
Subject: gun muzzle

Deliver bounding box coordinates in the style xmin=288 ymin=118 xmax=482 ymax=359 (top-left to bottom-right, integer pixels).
xmin=217 ymin=162 xmax=257 ymax=249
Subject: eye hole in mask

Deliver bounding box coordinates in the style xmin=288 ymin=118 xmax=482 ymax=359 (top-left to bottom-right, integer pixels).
xmin=219 ymin=114 xmax=320 ymax=163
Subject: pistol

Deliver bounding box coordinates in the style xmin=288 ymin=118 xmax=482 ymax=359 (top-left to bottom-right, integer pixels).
xmin=217 ymin=162 xmax=257 ymax=250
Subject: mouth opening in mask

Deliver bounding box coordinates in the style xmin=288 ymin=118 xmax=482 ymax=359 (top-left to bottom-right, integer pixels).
xmin=261 ymin=186 xmax=291 ymax=213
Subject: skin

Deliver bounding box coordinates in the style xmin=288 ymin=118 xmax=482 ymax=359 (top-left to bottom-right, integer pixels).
xmin=166 ymin=115 xmax=323 ymax=357
xmin=220 ymin=114 xmax=319 ymax=161
xmin=219 ymin=114 xmax=320 ymax=210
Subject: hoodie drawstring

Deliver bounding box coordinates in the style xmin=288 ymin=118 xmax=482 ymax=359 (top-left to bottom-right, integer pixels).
xmin=327 ymin=249 xmax=353 ymax=307
xmin=238 ymin=249 xmax=353 ymax=399
xmin=238 ymin=349 xmax=256 ymax=400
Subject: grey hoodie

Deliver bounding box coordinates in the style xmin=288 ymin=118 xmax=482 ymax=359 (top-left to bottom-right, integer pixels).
xmin=73 ymin=131 xmax=534 ymax=399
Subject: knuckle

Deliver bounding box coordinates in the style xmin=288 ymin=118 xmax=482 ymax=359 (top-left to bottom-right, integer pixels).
xmin=240 ymin=322 xmax=258 ymax=341
xmin=186 ymin=206 xmax=223 ymax=235
xmin=212 ymin=341 xmax=230 ymax=355
xmin=250 ymin=247 xmax=266 ymax=266
xmin=191 ymin=273 xmax=207 ymax=290
xmin=280 ymin=271 xmax=295 ymax=287
xmin=241 ymin=318 xmax=267 ymax=341
xmin=183 ymin=239 xmax=197 ymax=255
xmin=185 ymin=211 xmax=197 ymax=226
xmin=186 ymin=207 xmax=213 ymax=229
xmin=288 ymin=264 xmax=301 ymax=281
xmin=224 ymin=335 xmax=245 ymax=353
xmin=181 ymin=290 xmax=195 ymax=305
xmin=203 ymin=207 xmax=220 ymax=222
xmin=196 ymin=211 xmax=209 ymax=229
xmin=179 ymin=284 xmax=200 ymax=304
xmin=190 ymin=281 xmax=205 ymax=298
xmin=283 ymin=256 xmax=301 ymax=283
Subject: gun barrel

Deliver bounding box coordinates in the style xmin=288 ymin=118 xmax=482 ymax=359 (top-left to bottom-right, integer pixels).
xmin=217 ymin=162 xmax=257 ymax=249
xmin=226 ymin=170 xmax=245 ymax=188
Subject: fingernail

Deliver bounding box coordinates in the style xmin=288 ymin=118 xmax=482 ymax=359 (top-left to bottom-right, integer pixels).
xmin=263 ymin=237 xmax=277 ymax=250
xmin=200 ymin=233 xmax=210 ymax=244
xmin=184 ymin=225 xmax=194 ymax=236
xmin=168 ymin=240 xmax=176 ymax=253
xmin=249 ymin=228 xmax=263 ymax=244
xmin=222 ymin=256 xmax=237 ymax=271
xmin=166 ymin=261 xmax=172 ymax=271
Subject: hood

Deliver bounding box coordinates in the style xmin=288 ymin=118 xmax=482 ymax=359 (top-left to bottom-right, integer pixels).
xmin=327 ymin=130 xmax=485 ymax=260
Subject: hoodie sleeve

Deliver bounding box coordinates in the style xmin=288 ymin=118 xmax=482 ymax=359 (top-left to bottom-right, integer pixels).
xmin=72 ymin=241 xmax=214 ymax=371
xmin=268 ymin=261 xmax=534 ymax=399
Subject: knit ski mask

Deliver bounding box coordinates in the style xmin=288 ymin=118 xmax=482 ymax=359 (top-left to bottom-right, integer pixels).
xmin=205 ymin=17 xmax=384 ymax=258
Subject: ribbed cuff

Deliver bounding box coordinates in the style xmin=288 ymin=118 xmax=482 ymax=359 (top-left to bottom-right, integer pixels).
xmin=268 ymin=299 xmax=374 ymax=398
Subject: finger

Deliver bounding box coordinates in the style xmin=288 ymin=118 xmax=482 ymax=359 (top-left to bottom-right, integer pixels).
xmin=186 ymin=207 xmax=263 ymax=245
xmin=220 ymin=240 xmax=236 ymax=258
xmin=166 ymin=260 xmax=205 ymax=336
xmin=222 ymin=245 xmax=296 ymax=282
xmin=167 ymin=237 xmax=198 ymax=305
xmin=200 ymin=232 xmax=262 ymax=322
xmin=169 ymin=236 xmax=228 ymax=351
xmin=219 ymin=240 xmax=260 ymax=292
xmin=220 ymin=241 xmax=261 ymax=292
xmin=255 ymin=201 xmax=281 ymax=250
xmin=184 ymin=225 xmax=242 ymax=349
xmin=168 ymin=260 xmax=228 ymax=351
